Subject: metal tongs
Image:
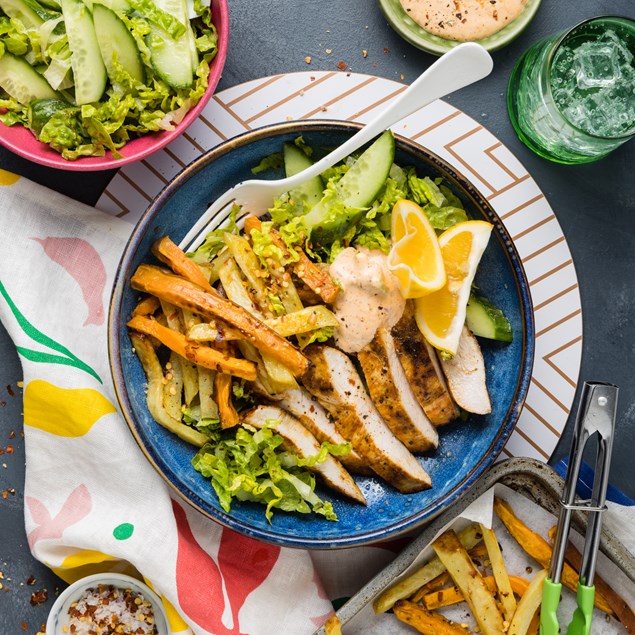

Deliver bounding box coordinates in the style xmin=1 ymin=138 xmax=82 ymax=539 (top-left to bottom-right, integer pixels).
xmin=540 ymin=381 xmax=618 ymax=635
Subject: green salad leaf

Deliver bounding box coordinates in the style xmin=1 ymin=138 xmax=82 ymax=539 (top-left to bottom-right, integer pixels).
xmin=192 ymin=423 xmax=338 ymax=522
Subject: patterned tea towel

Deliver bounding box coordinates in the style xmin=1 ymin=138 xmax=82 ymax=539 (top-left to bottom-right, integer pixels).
xmin=0 ymin=171 xmax=402 ymax=635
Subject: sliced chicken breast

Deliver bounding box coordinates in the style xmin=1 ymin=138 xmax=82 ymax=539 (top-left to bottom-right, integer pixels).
xmin=242 ymin=405 xmax=366 ymax=505
xmin=358 ymin=329 xmax=438 ymax=453
xmin=391 ymin=302 xmax=459 ymax=425
xmin=441 ymin=326 xmax=492 ymax=415
xmin=276 ymin=387 xmax=371 ymax=475
xmin=303 ymin=345 xmax=432 ymax=493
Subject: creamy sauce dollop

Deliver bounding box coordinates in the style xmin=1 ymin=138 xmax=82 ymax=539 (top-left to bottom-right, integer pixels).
xmin=329 ymin=248 xmax=406 ymax=353
xmin=399 ymin=0 xmax=528 ymax=41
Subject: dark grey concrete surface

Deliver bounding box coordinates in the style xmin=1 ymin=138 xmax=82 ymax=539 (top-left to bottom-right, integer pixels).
xmin=1 ymin=0 xmax=634 ymax=631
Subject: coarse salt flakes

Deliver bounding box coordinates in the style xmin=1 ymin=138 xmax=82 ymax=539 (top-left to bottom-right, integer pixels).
xmin=67 ymin=584 xmax=158 ymax=635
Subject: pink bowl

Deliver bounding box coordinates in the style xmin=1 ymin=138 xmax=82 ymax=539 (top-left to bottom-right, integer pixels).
xmin=0 ymin=0 xmax=229 ymax=171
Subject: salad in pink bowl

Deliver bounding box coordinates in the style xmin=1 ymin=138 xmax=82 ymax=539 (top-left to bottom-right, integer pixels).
xmin=0 ymin=0 xmax=228 ymax=170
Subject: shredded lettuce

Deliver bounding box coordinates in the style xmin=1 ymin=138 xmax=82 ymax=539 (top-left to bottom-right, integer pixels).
xmin=403 ymin=169 xmax=469 ymax=230
xmin=249 ymin=220 xmax=298 ymax=266
xmin=251 ymin=153 xmax=283 ymax=174
xmin=192 ymin=423 xmax=338 ymax=522
xmin=126 ymin=0 xmax=186 ymax=38
xmin=189 ymin=205 xmax=240 ymax=262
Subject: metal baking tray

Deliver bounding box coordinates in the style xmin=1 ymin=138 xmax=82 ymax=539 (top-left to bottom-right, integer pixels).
xmin=313 ymin=457 xmax=635 ymax=633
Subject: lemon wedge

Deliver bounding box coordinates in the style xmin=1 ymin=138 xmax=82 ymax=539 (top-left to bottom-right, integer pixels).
xmin=414 ymin=220 xmax=493 ymax=355
xmin=387 ymin=199 xmax=446 ymax=298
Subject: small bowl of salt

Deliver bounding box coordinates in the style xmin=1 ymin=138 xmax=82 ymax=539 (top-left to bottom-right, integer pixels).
xmin=46 ymin=573 xmax=170 ymax=635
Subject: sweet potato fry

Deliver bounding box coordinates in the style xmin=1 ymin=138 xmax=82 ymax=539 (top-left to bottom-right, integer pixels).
xmin=423 ymin=576 xmax=529 ymax=611
xmin=507 ymin=569 xmax=547 ymax=635
xmin=493 ymin=497 xmax=613 ymax=615
xmin=393 ymin=600 xmax=471 ymax=634
xmin=152 ymin=236 xmax=214 ymax=292
xmin=373 ymin=524 xmax=483 ymax=614
xmin=526 ymin=610 xmax=540 ymax=635
xmin=132 ymin=295 xmax=160 ymax=317
xmin=130 ymin=265 xmax=309 ymax=376
xmin=129 ymin=332 xmax=209 ymax=447
xmin=214 ymin=341 xmax=240 ymax=429
xmin=431 ymin=530 xmax=505 ymax=635
xmin=480 ymin=523 xmax=517 ymax=621
xmin=547 ymin=526 xmax=635 ymax=632
xmin=410 ymin=571 xmax=451 ymax=603
xmin=244 ymin=216 xmax=340 ymax=303
xmin=128 ymin=315 xmax=257 ymax=381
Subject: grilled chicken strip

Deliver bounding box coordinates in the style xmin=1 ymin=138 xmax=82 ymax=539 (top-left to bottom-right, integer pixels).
xmin=441 ymin=326 xmax=492 ymax=415
xmin=358 ymin=329 xmax=438 ymax=453
xmin=276 ymin=388 xmax=371 ymax=475
xmin=303 ymin=345 xmax=432 ymax=493
xmin=391 ymin=302 xmax=459 ymax=425
xmin=242 ymin=405 xmax=366 ymax=505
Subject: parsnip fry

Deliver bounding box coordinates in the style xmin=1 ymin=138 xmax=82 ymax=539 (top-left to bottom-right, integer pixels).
xmin=179 ymin=310 xmax=201 ymax=405
xmin=493 ymin=497 xmax=613 ymax=615
xmin=223 ymin=232 xmax=272 ymax=315
xmin=410 ymin=571 xmax=451 ymax=603
xmin=132 ymin=295 xmax=160 ymax=317
xmin=130 ymin=265 xmax=309 ymax=376
xmin=507 ymin=569 xmax=547 ymax=635
xmin=129 ymin=332 xmax=208 ymax=447
xmin=423 ymin=576 xmax=529 ymax=611
xmin=218 ymin=257 xmax=261 ymax=315
xmin=187 ymin=322 xmax=221 ymax=342
xmin=198 ymin=366 xmax=218 ymax=420
xmin=432 ymin=530 xmax=504 ymax=635
xmin=373 ymin=524 xmax=483 ymax=614
xmin=266 ymin=305 xmax=340 ymax=338
xmin=244 ymin=216 xmax=340 ymax=303
xmin=480 ymin=522 xmax=517 ymax=621
xmin=393 ymin=600 xmax=471 ymax=634
xmin=152 ymin=236 xmax=214 ymax=292
xmin=323 ymin=614 xmax=342 ymax=635
xmin=127 ymin=315 xmax=257 ymax=380
xmin=158 ymin=300 xmax=185 ymax=418
xmin=219 ymin=258 xmax=298 ymax=391
xmin=163 ymin=351 xmax=184 ymax=421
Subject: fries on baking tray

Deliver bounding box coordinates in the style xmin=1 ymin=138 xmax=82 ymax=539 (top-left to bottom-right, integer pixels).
xmin=369 ymin=498 xmax=634 ymax=635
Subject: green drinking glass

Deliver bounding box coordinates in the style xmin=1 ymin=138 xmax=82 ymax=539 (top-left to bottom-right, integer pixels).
xmin=508 ymin=16 xmax=635 ymax=164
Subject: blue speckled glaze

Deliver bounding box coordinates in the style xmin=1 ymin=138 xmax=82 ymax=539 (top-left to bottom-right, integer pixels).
xmin=109 ymin=121 xmax=534 ymax=549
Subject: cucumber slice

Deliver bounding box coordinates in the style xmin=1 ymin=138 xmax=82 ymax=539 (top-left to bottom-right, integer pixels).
xmin=145 ymin=0 xmax=193 ymax=89
xmin=146 ymin=26 xmax=193 ymax=89
xmin=37 ymin=0 xmax=61 ymax=9
xmin=93 ymin=4 xmax=144 ymax=85
xmin=283 ymin=142 xmax=324 ymax=206
xmin=28 ymin=97 xmax=72 ymax=134
xmin=89 ymin=0 xmax=130 ymax=12
xmin=303 ymin=130 xmax=395 ymax=244
xmin=0 ymin=53 xmax=58 ymax=104
xmin=466 ymin=293 xmax=513 ymax=342
xmin=0 ymin=0 xmax=44 ymax=28
xmin=61 ymin=0 xmax=107 ymax=104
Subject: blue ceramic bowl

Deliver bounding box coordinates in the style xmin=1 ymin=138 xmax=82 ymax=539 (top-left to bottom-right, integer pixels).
xmin=109 ymin=120 xmax=534 ymax=549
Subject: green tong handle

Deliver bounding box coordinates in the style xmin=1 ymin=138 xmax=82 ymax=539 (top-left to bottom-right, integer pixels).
xmin=540 ymin=578 xmax=595 ymax=635
xmin=566 ymin=583 xmax=595 ymax=635
xmin=540 ymin=578 xmax=561 ymax=635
